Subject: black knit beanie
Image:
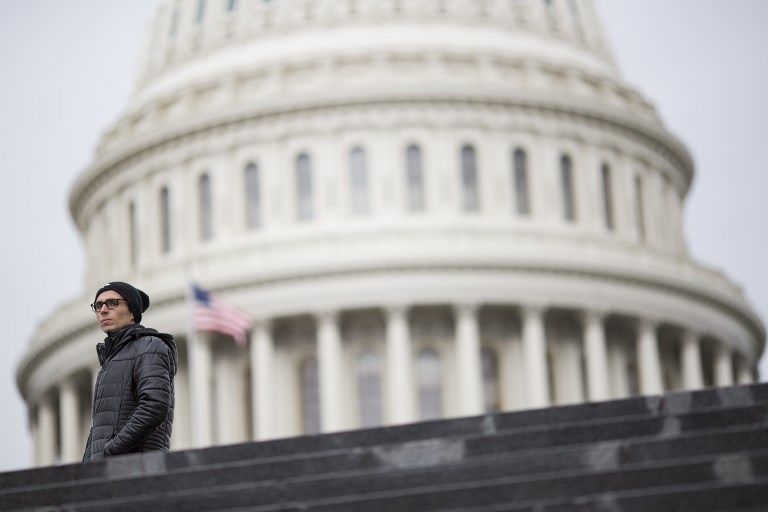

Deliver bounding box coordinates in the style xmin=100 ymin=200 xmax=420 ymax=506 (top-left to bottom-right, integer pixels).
xmin=94 ymin=281 xmax=150 ymax=324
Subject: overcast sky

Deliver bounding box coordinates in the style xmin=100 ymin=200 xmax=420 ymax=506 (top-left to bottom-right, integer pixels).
xmin=0 ymin=1 xmax=766 ymax=472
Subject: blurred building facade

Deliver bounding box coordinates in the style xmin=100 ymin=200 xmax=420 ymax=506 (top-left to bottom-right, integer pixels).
xmin=17 ymin=0 xmax=765 ymax=466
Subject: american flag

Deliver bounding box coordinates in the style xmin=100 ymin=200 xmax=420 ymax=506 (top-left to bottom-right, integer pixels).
xmin=192 ymin=284 xmax=252 ymax=346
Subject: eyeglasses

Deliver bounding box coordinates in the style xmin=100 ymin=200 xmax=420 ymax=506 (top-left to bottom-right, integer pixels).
xmin=90 ymin=298 xmax=128 ymax=313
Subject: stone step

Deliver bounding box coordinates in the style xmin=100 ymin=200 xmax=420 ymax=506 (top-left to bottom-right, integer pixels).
xmin=4 ymin=421 xmax=767 ymax=511
xmin=2 ymin=401 xmax=765 ymax=509
xmin=440 ymin=476 xmax=768 ymax=512
xmin=28 ymin=451 xmax=768 ymax=512
xmin=4 ymin=382 xmax=764 ymax=492
xmin=2 ymin=383 xmax=766 ymax=511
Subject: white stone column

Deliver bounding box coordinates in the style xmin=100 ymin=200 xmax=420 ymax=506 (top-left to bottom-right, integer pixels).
xmin=188 ymin=333 xmax=213 ymax=447
xmin=737 ymin=358 xmax=754 ymax=385
xmin=171 ymin=363 xmax=190 ymax=450
xmin=583 ymin=310 xmax=609 ymax=401
xmin=385 ymin=306 xmax=416 ymax=425
xmin=681 ymin=331 xmax=704 ymax=390
xmin=505 ymin=332 xmax=527 ymax=410
xmin=38 ymin=395 xmax=56 ymax=466
xmin=715 ymin=347 xmax=734 ymax=386
xmin=214 ymin=346 xmax=248 ymax=444
xmin=30 ymin=414 xmax=40 ymax=467
xmin=552 ymin=336 xmax=585 ymax=405
xmin=251 ymin=320 xmax=275 ymax=440
xmin=522 ymin=305 xmax=549 ymax=408
xmin=317 ymin=311 xmax=344 ymax=432
xmin=454 ymin=304 xmax=484 ymax=416
xmin=84 ymin=366 xmax=100 ymax=448
xmin=636 ymin=319 xmax=663 ymax=395
xmin=59 ymin=378 xmax=81 ymax=463
xmin=606 ymin=341 xmax=630 ymax=399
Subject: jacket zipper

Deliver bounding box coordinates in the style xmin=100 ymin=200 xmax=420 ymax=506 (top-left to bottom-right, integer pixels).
xmin=90 ymin=369 xmax=102 ymax=428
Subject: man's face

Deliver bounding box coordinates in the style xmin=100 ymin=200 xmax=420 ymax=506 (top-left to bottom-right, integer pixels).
xmin=94 ymin=290 xmax=134 ymax=333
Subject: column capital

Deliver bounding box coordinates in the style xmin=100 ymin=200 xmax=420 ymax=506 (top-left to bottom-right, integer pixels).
xmin=636 ymin=316 xmax=659 ymax=331
xmin=250 ymin=317 xmax=272 ymax=332
xmin=384 ymin=304 xmax=410 ymax=317
xmin=454 ymin=303 xmax=480 ymax=316
xmin=314 ymin=310 xmax=339 ymax=324
xmin=682 ymin=329 xmax=703 ymax=342
xmin=716 ymin=344 xmax=733 ymax=357
xmin=59 ymin=374 xmax=78 ymax=391
xmin=521 ymin=303 xmax=547 ymax=318
xmin=581 ymin=308 xmax=608 ymax=323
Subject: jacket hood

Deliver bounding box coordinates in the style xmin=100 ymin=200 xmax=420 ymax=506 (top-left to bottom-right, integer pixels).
xmin=97 ymin=324 xmax=178 ymax=373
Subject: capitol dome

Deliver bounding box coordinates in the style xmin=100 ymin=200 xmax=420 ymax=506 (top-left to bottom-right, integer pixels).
xmin=18 ymin=0 xmax=764 ymax=465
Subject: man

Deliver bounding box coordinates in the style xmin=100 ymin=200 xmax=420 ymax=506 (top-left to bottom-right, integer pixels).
xmin=82 ymin=281 xmax=177 ymax=462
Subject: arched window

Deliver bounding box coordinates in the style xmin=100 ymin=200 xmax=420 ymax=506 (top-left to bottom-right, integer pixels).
xmin=634 ymin=175 xmax=645 ymax=240
xmin=601 ymin=164 xmax=614 ymax=230
xmin=198 ymin=173 xmax=213 ymax=241
xmin=195 ymin=0 xmax=206 ymax=23
xmin=513 ymin=148 xmax=530 ymax=216
xmin=245 ymin=162 xmax=261 ymax=229
xmin=357 ymin=351 xmax=382 ymax=427
xmin=405 ymin=144 xmax=425 ymax=212
xmin=481 ymin=347 xmax=501 ymax=412
xmin=296 ymin=153 xmax=313 ymax=221
xmin=560 ymin=154 xmax=576 ymax=222
xmin=129 ymin=201 xmax=138 ymax=266
xmin=663 ymin=177 xmax=678 ymax=249
xmin=461 ymin=145 xmax=480 ymax=212
xmin=299 ymin=357 xmax=320 ymax=434
xmin=349 ymin=147 xmax=369 ymax=215
xmin=417 ymin=348 xmax=442 ymax=420
xmin=159 ymin=186 xmax=172 ymax=254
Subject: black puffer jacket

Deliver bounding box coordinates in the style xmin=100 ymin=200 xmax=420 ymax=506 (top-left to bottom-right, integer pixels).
xmin=82 ymin=324 xmax=177 ymax=462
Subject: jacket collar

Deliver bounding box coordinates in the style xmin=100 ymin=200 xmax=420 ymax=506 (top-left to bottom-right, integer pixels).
xmin=96 ymin=324 xmax=144 ymax=366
